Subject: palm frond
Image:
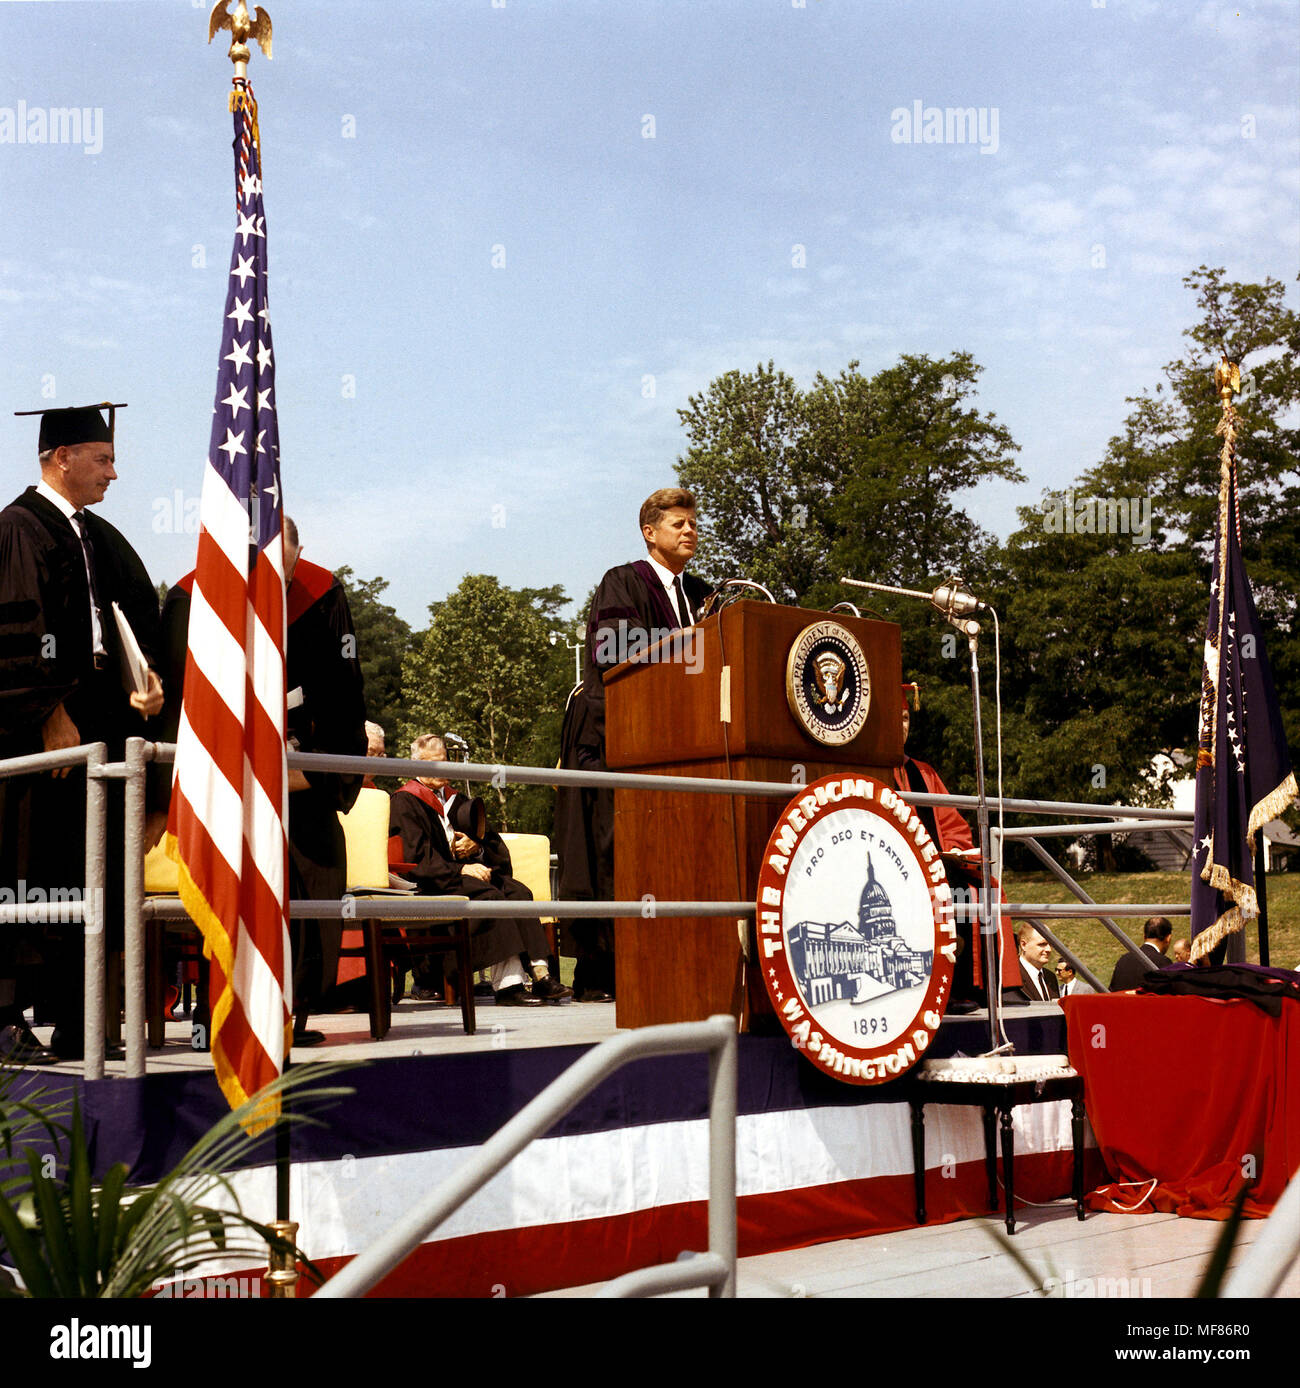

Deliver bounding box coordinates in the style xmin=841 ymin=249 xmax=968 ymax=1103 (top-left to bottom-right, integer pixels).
xmin=0 ymin=1061 xmax=357 ymax=1299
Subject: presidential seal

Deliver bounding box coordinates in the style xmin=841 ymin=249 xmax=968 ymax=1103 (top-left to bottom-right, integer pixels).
xmin=785 ymin=621 xmax=870 ymax=747
xmin=756 ymin=774 xmax=957 ymax=1085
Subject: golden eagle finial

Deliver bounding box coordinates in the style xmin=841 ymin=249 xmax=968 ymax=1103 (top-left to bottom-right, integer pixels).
xmin=209 ymin=1 xmax=273 ymax=77
xmin=1214 ymin=356 xmax=1241 ymax=402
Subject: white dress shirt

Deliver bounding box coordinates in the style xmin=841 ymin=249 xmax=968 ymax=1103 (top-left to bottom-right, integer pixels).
xmin=646 ymin=554 xmax=693 ymax=626
xmin=36 ymin=479 xmax=105 ymax=655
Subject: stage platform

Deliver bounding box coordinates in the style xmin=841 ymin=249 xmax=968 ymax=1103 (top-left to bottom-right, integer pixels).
xmin=13 ymin=998 xmax=1093 ymax=1298
xmin=32 ymin=994 xmax=1070 ymax=1074
xmin=538 ymin=1202 xmax=1300 ymax=1299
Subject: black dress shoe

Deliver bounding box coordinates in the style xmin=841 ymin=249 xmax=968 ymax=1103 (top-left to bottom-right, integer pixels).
xmin=494 ymin=984 xmax=542 ymax=1007
xmin=48 ymin=1030 xmax=124 ymax=1062
xmin=292 ymin=1029 xmax=327 ymax=1047
xmin=576 ymin=989 xmax=615 ymax=1004
xmin=0 ymin=1023 xmax=58 ymax=1067
xmin=532 ymin=976 xmax=573 ymax=1003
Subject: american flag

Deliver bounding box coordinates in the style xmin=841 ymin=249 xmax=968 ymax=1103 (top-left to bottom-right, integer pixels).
xmin=1190 ymin=396 xmax=1297 ymax=963
xmin=166 ymin=79 xmax=290 ymax=1126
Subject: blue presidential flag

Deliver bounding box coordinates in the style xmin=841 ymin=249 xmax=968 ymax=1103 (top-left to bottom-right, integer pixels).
xmin=1190 ymin=430 xmax=1296 ymax=962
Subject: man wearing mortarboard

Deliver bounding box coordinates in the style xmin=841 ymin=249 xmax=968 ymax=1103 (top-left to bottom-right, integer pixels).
xmin=0 ymin=402 xmax=165 ymax=1063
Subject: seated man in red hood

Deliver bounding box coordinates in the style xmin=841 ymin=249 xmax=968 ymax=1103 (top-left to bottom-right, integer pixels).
xmin=892 ymin=681 xmax=1022 ymax=1003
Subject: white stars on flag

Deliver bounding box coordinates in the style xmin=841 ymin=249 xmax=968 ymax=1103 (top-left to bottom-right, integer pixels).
xmin=235 ymin=210 xmax=264 ymax=245
xmin=217 ymin=427 xmax=247 ymax=462
xmin=224 ymin=338 xmax=253 ymax=373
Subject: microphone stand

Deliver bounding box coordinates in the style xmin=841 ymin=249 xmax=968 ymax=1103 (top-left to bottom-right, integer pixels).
xmin=841 ymin=576 xmax=1009 ymax=1057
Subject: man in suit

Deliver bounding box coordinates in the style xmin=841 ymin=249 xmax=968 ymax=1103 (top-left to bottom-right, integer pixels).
xmin=1109 ymin=916 xmax=1175 ymax=992
xmin=0 ymin=402 xmax=165 ymax=1062
xmin=1055 ymin=961 xmax=1095 ymax=997
xmin=554 ymin=487 xmax=712 ymax=1001
xmin=392 ymin=734 xmax=570 ymax=1005
xmin=1015 ymin=924 xmax=1060 ymax=1002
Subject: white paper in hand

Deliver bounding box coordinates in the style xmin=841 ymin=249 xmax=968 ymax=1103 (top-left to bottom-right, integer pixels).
xmin=112 ymin=601 xmax=150 ymax=697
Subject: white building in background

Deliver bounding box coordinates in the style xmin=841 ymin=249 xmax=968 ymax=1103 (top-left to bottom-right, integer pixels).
xmin=1087 ymin=751 xmax=1300 ymax=873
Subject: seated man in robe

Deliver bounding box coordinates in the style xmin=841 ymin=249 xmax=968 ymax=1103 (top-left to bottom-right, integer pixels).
xmin=390 ymin=735 xmax=570 ymax=1005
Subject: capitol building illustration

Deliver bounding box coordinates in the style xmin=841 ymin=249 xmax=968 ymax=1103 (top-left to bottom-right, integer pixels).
xmin=788 ymin=852 xmax=933 ymax=1006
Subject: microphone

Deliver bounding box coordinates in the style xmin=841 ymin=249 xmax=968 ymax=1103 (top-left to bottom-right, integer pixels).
xmin=697 ymin=577 xmax=777 ymax=620
xmin=930 ymin=583 xmax=987 ymax=619
xmin=840 ymin=575 xmax=987 ymax=635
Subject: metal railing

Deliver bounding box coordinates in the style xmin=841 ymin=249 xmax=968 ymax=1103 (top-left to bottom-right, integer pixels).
xmin=0 ymin=741 xmax=108 ymax=1078
xmin=314 ymin=1014 xmax=738 ymax=1299
xmin=2 ymin=737 xmax=1202 ymax=1076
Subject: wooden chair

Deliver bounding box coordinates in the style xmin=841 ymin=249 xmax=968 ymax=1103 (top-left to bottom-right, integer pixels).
xmin=337 ymin=788 xmax=475 ymax=1037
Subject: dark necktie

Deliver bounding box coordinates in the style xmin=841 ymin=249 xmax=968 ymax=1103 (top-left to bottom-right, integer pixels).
xmin=673 ymin=575 xmax=692 ymax=628
xmin=73 ymin=511 xmax=105 ymax=649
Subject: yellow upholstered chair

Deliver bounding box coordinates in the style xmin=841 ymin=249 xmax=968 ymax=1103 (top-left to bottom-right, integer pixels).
xmin=143 ymin=839 xmax=200 ymax=1048
xmin=339 ymin=787 xmax=391 ymax=890
xmin=500 ymin=833 xmax=557 ymax=961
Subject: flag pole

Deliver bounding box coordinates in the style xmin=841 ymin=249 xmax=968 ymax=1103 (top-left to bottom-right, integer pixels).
xmin=1213 ymin=360 xmax=1269 ymax=966
xmin=207 ymin=0 xmax=300 ymax=1297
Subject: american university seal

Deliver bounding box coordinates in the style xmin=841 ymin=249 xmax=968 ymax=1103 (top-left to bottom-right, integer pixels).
xmin=785 ymin=620 xmax=870 ymax=746
xmin=756 ymin=775 xmax=957 ymax=1085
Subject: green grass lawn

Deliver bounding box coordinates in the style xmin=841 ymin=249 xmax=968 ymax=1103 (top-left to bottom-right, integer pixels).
xmin=1001 ymin=871 xmax=1300 ymax=982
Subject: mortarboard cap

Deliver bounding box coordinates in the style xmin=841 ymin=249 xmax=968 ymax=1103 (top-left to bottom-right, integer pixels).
xmin=14 ymin=402 xmax=127 ymax=452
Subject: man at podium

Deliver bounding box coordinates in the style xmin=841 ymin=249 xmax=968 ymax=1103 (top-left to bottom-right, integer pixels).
xmin=555 ymin=487 xmax=712 ymax=1001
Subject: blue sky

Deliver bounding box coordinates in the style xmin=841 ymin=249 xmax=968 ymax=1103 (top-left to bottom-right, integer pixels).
xmin=2 ymin=0 xmax=1296 ymax=628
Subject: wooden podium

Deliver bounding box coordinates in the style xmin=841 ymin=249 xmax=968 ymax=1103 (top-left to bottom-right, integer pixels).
xmin=606 ymin=600 xmax=902 ymax=1030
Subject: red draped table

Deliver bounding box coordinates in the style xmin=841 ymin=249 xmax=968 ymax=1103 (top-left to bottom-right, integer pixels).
xmin=1064 ymin=993 xmax=1300 ymax=1219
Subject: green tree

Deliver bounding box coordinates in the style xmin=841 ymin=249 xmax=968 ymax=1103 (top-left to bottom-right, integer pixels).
xmin=676 ymin=354 xmax=1022 ymax=613
xmin=676 ymin=362 xmax=826 ymax=602
xmin=335 ymin=567 xmax=413 ymax=739
xmin=989 ymin=267 xmax=1299 ymax=828
xmin=399 ymin=576 xmax=571 ymax=830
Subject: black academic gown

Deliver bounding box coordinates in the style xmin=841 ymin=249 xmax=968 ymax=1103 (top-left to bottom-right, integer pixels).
xmin=284 ymin=562 xmax=366 ymax=1016
xmin=553 ymin=560 xmax=711 ymax=993
xmin=160 ymin=560 xmax=366 ymax=1019
xmin=389 ymin=785 xmax=549 ymax=974
xmin=0 ymin=487 xmax=161 ymax=1025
